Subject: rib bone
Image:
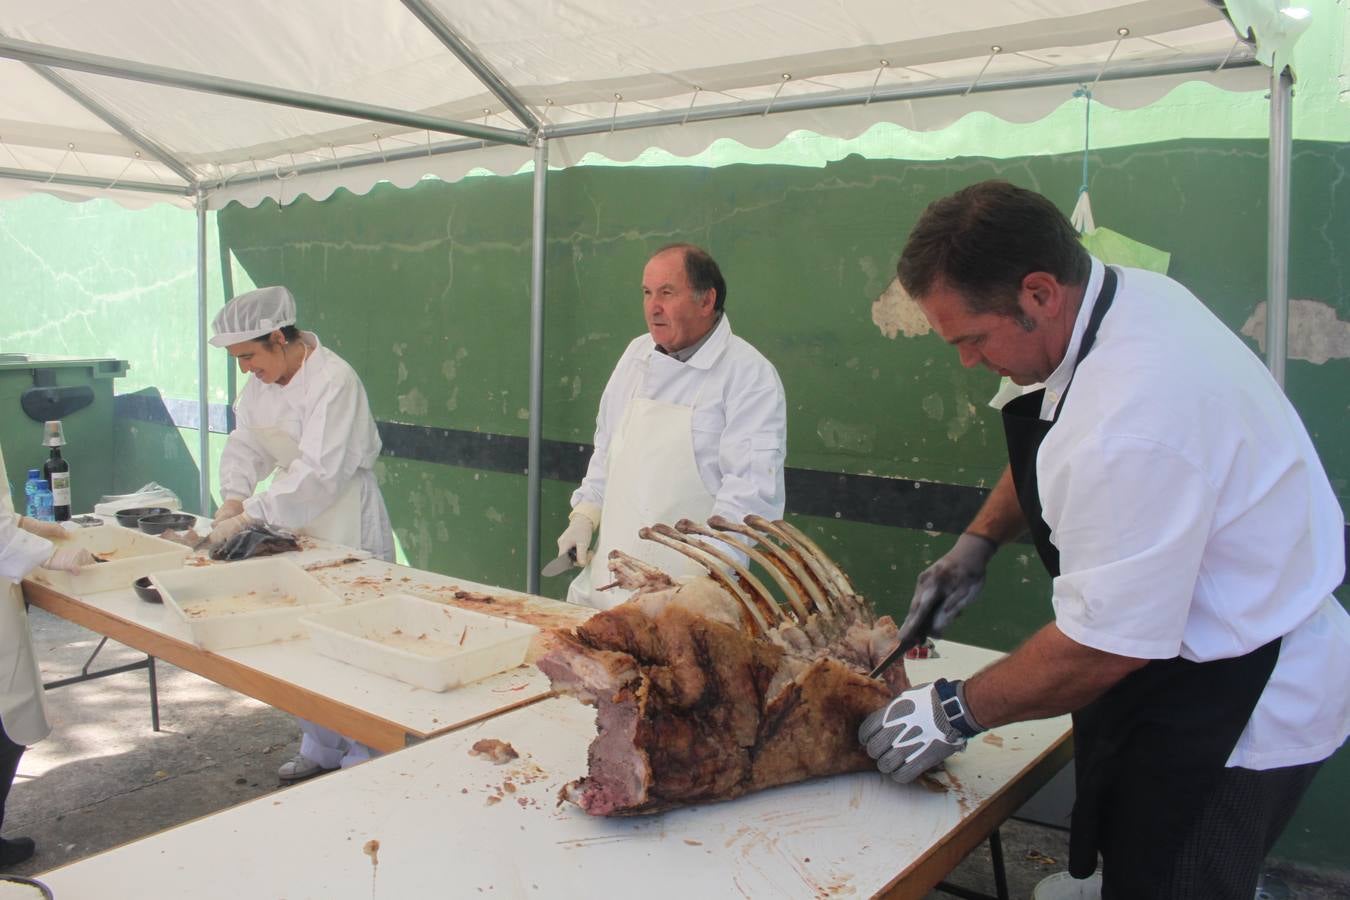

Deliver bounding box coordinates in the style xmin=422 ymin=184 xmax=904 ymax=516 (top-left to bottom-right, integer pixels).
xmin=638 ymin=527 xmax=771 ymax=636
xmin=707 ymin=515 xmax=832 ymax=622
xmin=678 ymin=519 xmax=813 ymax=626
xmin=773 ymin=519 xmax=868 ymax=620
xmin=647 ymin=524 xmax=785 ymax=630
xmin=743 ymin=515 xmax=844 ymax=620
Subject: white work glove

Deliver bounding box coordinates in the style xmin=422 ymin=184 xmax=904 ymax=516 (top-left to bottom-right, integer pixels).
xmin=859 ymin=678 xmax=983 ymax=783
xmin=904 ymin=533 xmax=998 ymax=639
xmin=19 ymin=516 xmax=68 ymax=541
xmin=42 ymin=547 xmax=98 ymax=574
xmin=556 ymin=503 xmax=600 ymax=568
xmin=213 ymin=498 xmax=246 ymax=524
xmin=207 ymin=512 xmax=258 ymax=547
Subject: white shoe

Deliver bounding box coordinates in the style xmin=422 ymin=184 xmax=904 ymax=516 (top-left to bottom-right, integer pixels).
xmin=277 ymin=754 xmax=332 ymax=782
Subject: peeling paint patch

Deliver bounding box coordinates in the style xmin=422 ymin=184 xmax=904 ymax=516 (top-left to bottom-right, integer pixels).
xmin=570 ymin=375 xmax=581 ymax=400
xmin=441 ymin=359 xmax=457 ymax=381
xmin=486 ymin=507 xmax=505 ymax=524
xmin=516 ymin=408 xmax=530 ymax=420
xmin=871 ymin=276 xmax=931 ymax=339
xmin=445 ymin=385 xmax=459 ymax=412
xmin=1241 ymin=299 xmax=1350 ymax=364
xmin=397 ymin=387 xmax=428 ymax=416
xmin=816 ymin=418 xmax=876 ymax=454
xmin=946 ymin=399 xmax=978 ymax=442
xmin=396 ymin=360 xmax=408 ymax=385
xmin=921 ymin=393 xmax=944 ymax=420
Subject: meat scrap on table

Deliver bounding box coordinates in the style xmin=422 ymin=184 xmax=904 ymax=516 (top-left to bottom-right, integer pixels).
xmin=537 ymin=515 xmax=911 ymax=816
xmin=469 ymin=738 xmax=519 ymax=765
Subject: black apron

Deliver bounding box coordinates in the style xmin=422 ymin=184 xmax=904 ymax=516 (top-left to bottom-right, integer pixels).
xmin=1000 ymin=267 xmax=1281 ymax=894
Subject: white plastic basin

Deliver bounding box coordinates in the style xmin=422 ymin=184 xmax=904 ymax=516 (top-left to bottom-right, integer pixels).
xmin=27 ymin=525 xmax=189 ymax=594
xmin=301 ymin=593 xmax=538 ymax=692
xmin=153 ymin=556 xmax=341 ymax=651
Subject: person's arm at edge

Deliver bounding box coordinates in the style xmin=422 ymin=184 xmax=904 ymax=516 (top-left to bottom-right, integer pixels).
xmin=965 ymin=464 xmax=1026 ymax=547
xmin=963 ymin=622 xmax=1148 ymax=728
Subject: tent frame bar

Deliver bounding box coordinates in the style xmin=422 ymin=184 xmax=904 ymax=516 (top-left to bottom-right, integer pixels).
xmin=0 ymin=34 xmax=532 ymax=148
xmin=526 ymin=138 xmax=548 ymax=594
xmin=543 ymin=48 xmax=1260 ymax=140
xmin=1265 ymin=63 xmax=1292 ymax=386
xmin=24 ymin=62 xmax=197 ymax=185
xmin=399 ymin=0 xmax=540 ymax=133
xmin=0 ymin=164 xmax=188 ymax=196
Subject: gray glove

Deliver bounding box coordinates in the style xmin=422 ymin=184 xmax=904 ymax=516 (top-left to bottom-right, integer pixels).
xmin=859 ymin=678 xmax=980 ymax=783
xmin=904 ymin=533 xmax=997 ymax=639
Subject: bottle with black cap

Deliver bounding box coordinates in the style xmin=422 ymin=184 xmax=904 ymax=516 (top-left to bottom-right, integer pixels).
xmin=41 ymin=420 xmax=72 ymax=522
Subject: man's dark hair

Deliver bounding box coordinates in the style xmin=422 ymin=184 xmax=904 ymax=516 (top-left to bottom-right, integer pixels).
xmin=896 ymin=181 xmax=1090 ymax=317
xmin=657 ymin=243 xmax=727 ymax=312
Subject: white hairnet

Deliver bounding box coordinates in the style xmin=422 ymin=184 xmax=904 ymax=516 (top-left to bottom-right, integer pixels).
xmin=209 ymin=286 xmax=297 ymax=347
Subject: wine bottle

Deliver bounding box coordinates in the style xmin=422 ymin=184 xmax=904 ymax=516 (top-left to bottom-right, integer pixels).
xmin=42 ymin=420 xmax=72 ymax=522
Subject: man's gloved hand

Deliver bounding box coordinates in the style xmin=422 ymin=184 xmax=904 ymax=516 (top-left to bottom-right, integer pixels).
xmin=903 ymin=532 xmax=998 ymax=639
xmin=19 ymin=516 xmax=68 ymax=541
xmin=859 ymin=678 xmax=983 ymax=783
xmin=556 ymin=503 xmax=600 ymax=568
xmin=42 ymin=547 xmax=98 ymax=574
xmin=213 ymin=498 xmax=246 ymax=524
xmin=207 ymin=512 xmax=257 ymax=547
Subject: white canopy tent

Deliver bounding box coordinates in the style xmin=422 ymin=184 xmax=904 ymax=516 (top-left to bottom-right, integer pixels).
xmin=0 ymin=1 xmax=1309 ymax=590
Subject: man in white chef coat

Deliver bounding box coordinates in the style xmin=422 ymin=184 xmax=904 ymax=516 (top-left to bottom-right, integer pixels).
xmin=0 ymin=446 xmax=95 ymax=867
xmin=557 ymin=244 xmax=787 ymax=609
xmin=860 ymin=181 xmax=1349 ymax=899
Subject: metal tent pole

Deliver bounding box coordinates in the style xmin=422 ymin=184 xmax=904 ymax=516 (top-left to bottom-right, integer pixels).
xmin=526 ymin=138 xmax=548 ymax=595
xmin=1266 ymin=63 xmax=1293 ymax=389
xmin=195 ymin=191 xmax=211 ymax=515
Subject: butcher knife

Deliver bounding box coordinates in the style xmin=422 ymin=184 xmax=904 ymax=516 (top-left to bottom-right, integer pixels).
xmin=868 ymin=599 xmax=942 ymax=680
xmin=540 ymin=548 xmax=577 ymax=577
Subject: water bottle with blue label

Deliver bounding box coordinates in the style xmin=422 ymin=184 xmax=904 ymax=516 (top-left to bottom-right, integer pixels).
xmin=24 ymin=468 xmax=54 ymax=521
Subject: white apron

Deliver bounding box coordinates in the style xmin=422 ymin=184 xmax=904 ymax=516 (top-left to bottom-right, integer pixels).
xmin=0 ymin=449 xmax=52 ymax=746
xmin=249 ymin=426 xmax=364 ymax=550
xmin=567 ymin=354 xmax=716 ymax=610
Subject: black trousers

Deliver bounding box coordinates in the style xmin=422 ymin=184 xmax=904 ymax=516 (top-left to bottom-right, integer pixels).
xmin=0 ymin=717 xmax=24 ymax=835
xmin=1101 ymin=760 xmax=1323 ymax=900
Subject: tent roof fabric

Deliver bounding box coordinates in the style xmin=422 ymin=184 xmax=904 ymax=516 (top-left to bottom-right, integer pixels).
xmin=0 ymin=1 xmax=1260 ymax=208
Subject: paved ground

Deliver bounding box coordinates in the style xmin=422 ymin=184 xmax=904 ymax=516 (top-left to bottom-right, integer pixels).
xmin=5 ymin=606 xmax=1347 ymax=898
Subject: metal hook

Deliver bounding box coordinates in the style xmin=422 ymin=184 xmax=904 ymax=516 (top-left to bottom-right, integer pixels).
xmin=764 ymin=73 xmax=791 ymax=117
xmin=681 ymin=87 xmax=702 ymax=126
xmin=372 ymin=133 xmax=387 ymax=163
xmin=610 ymin=93 xmax=622 ymax=133
xmin=865 ymin=60 xmax=890 ymax=106
xmin=1216 ymin=37 xmax=1241 ymax=72
xmin=965 ymin=46 xmax=1002 ymax=96
xmin=1091 ymin=27 xmax=1130 ymax=88
xmin=328 ymin=144 xmax=341 ymax=170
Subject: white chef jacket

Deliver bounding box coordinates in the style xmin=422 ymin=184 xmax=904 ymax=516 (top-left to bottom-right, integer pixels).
xmin=1 ymin=448 xmax=55 ymax=745
xmin=571 ymin=314 xmax=787 ymax=525
xmin=1037 ymin=259 xmax=1349 ymax=769
xmin=220 ymin=332 xmax=394 ymax=561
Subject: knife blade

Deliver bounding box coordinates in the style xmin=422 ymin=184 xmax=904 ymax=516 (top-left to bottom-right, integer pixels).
xmin=540 ymin=548 xmax=577 ymax=577
xmin=868 ymin=599 xmax=941 ymax=680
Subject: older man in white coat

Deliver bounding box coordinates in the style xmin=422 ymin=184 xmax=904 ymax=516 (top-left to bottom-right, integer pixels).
xmin=558 ymin=244 xmax=787 ymax=609
xmin=0 ymin=446 xmax=94 ymax=867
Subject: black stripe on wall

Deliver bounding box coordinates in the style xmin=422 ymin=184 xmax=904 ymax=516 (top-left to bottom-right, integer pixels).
xmin=115 ymin=400 xmax=1350 ymax=576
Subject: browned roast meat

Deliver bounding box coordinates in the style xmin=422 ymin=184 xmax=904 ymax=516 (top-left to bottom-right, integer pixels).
xmin=536 ymin=516 xmax=909 ymax=816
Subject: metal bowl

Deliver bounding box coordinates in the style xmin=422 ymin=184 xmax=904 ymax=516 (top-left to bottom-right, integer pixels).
xmin=114 ymin=506 xmax=171 ymax=528
xmin=138 ymin=512 xmax=197 ymax=535
xmin=132 ymin=575 xmax=162 ymax=604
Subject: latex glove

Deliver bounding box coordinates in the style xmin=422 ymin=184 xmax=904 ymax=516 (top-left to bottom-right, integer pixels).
xmin=859 ymin=678 xmax=981 ymax=783
xmin=42 ymin=547 xmax=98 ymax=574
xmin=19 ymin=516 xmax=68 ymax=541
xmin=556 ymin=503 xmax=600 ymax=568
xmin=904 ymin=533 xmax=998 ymax=639
xmin=213 ymin=498 xmax=246 ymax=524
xmin=207 ymin=512 xmax=258 ymax=547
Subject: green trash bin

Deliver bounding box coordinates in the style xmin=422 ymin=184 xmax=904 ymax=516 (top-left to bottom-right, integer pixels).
xmin=0 ymin=353 xmax=128 ymax=515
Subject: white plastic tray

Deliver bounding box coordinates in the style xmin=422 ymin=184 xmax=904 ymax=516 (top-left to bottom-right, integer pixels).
xmin=27 ymin=525 xmax=190 ymax=594
xmin=153 ymin=557 xmax=342 ymax=651
xmin=301 ymin=593 xmax=538 ymax=692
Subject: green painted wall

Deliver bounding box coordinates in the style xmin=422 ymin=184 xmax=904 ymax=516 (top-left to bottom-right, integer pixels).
xmin=2 ymin=139 xmax=1347 ymax=869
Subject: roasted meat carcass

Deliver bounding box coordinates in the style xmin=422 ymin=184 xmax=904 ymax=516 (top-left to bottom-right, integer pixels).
xmin=536 ymin=515 xmax=910 ymax=816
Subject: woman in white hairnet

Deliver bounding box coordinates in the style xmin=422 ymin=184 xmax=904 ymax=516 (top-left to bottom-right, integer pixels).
xmin=1 ymin=445 xmax=95 ymax=867
xmin=208 ymin=285 xmax=394 ymax=783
